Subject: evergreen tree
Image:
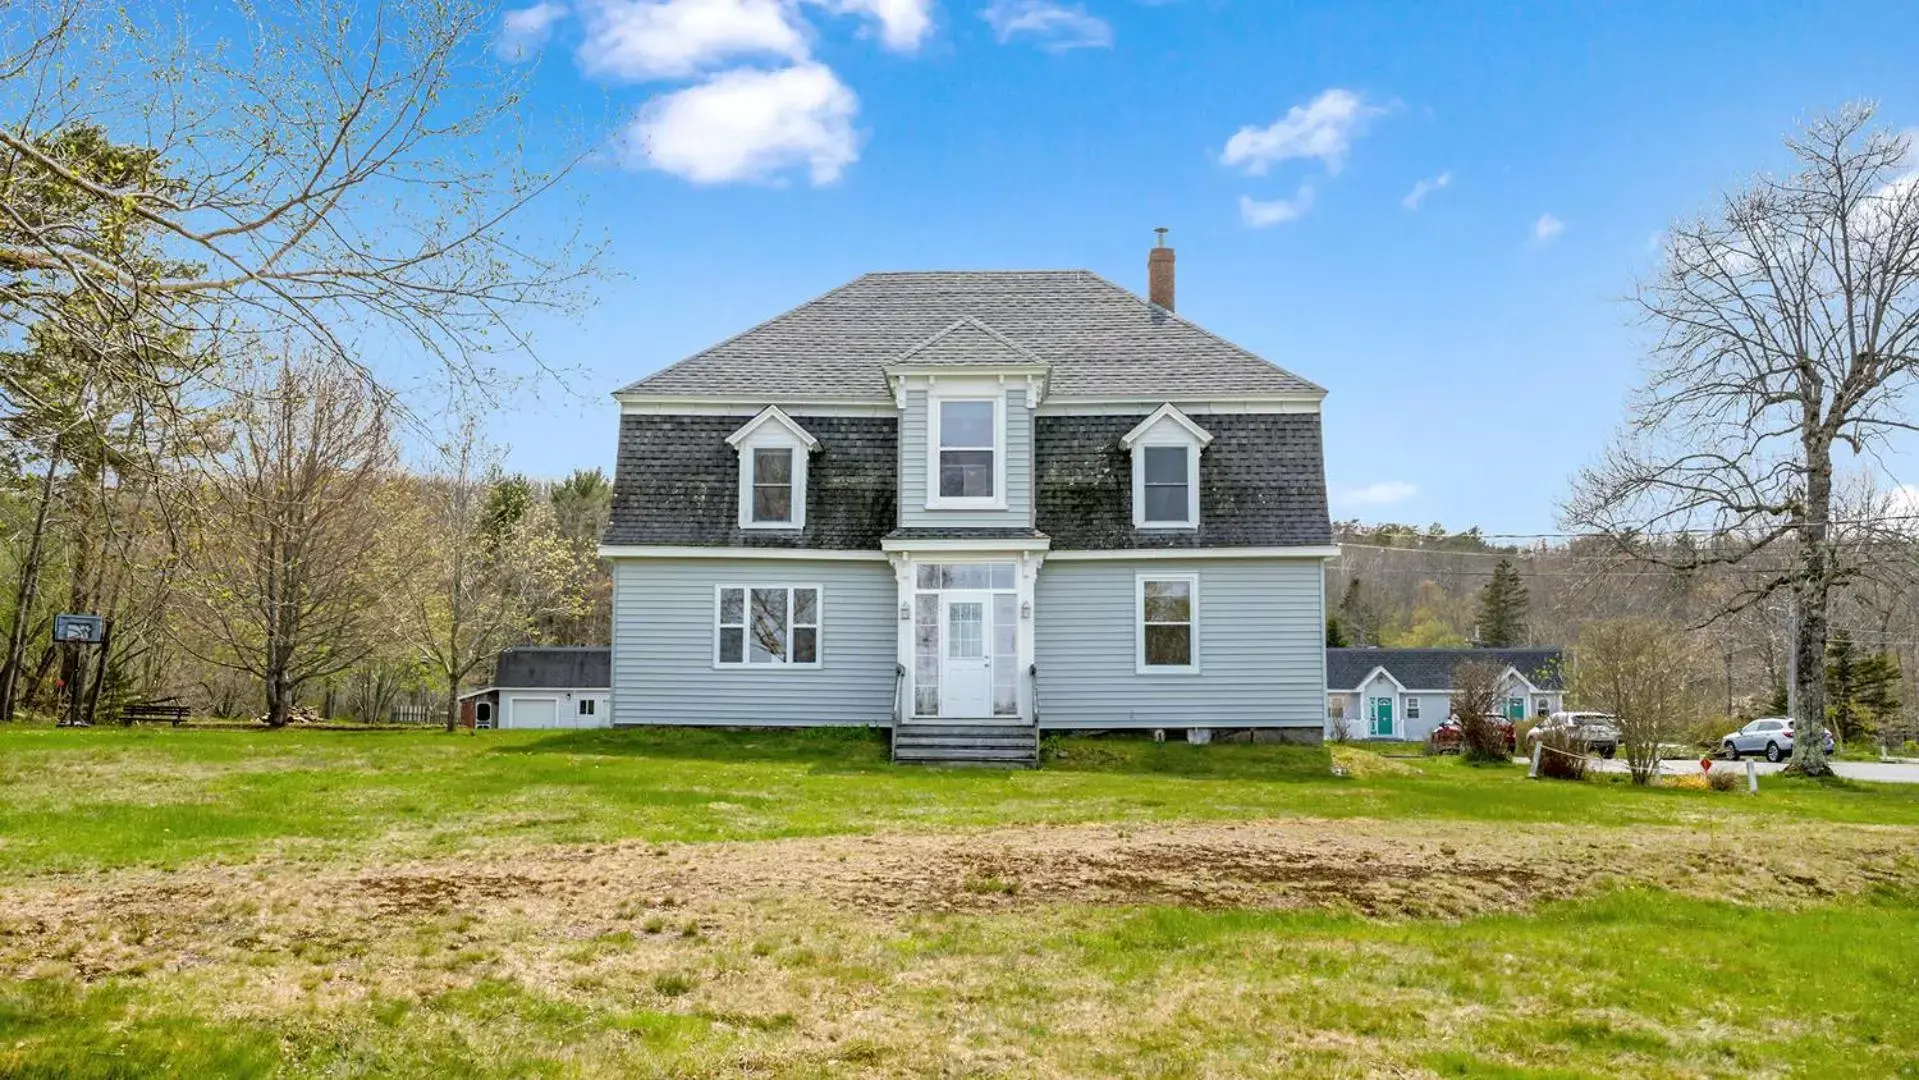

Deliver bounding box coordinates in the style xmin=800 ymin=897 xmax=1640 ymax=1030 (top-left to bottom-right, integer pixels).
xmin=1325 ymin=615 xmax=1348 ymax=647
xmin=1763 ymin=681 xmax=1789 ymax=718
xmin=1337 ymin=577 xmax=1376 ymax=646
xmin=1826 ymin=630 xmax=1859 ymax=743
xmin=1476 ymin=559 xmax=1530 ymax=647
xmin=1853 ymin=650 xmax=1902 ymax=743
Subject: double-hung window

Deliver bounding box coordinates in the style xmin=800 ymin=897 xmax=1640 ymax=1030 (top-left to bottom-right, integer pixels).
xmin=933 ymin=398 xmax=999 ymax=504
xmin=727 ymin=407 xmax=816 ymax=530
xmin=749 ymin=447 xmax=795 ymax=525
xmin=1122 ymin=404 xmax=1209 ymax=529
xmin=1405 ymin=697 xmax=1421 ymax=721
xmin=1137 ymin=573 xmax=1199 ymax=673
xmin=716 ymin=586 xmax=820 ymax=667
xmin=1140 ymin=446 xmax=1195 ymax=526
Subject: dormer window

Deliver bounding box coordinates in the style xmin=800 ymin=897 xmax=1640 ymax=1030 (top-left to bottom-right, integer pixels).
xmin=928 ymin=395 xmax=1005 ymax=508
xmin=1141 ymin=446 xmax=1192 ymax=525
xmin=750 ymin=447 xmax=795 ymax=524
xmin=726 ymin=406 xmax=819 ymax=531
xmin=1121 ymin=404 xmax=1212 ymax=530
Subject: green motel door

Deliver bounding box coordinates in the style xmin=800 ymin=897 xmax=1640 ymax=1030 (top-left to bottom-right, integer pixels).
xmin=1369 ymin=697 xmax=1394 ymax=737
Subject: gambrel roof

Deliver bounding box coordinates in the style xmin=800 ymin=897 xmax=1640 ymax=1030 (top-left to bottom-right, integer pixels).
xmin=619 ymin=270 xmax=1323 ymax=401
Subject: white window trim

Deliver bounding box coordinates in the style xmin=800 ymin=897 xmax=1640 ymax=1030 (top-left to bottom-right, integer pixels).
xmin=926 ymin=392 xmax=1007 ymax=510
xmin=738 ymin=443 xmax=806 ymax=530
xmin=1132 ymin=442 xmax=1201 ymax=529
xmin=712 ymin=584 xmax=823 ymax=670
xmin=1135 ymin=571 xmax=1200 ymax=675
xmin=726 ymin=407 xmax=818 ymax=531
xmin=577 ymin=698 xmax=596 ymax=716
xmin=1121 ymin=404 xmax=1212 ymax=530
xmin=1404 ymin=696 xmax=1421 ymax=721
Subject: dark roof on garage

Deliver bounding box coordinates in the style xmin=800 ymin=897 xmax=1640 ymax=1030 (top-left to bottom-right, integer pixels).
xmin=495 ymin=646 xmax=610 ymax=690
xmin=1327 ymin=648 xmax=1565 ymax=691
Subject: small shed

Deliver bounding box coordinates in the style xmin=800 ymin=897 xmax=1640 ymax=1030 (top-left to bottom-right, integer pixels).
xmin=459 ymin=645 xmax=611 ymax=729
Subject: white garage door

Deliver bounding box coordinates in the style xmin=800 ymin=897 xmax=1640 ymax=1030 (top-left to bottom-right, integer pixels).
xmin=509 ymin=696 xmax=559 ymax=729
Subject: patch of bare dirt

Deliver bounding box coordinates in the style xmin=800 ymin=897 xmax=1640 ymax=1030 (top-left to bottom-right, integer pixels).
xmin=2 ymin=818 xmax=1914 ymax=983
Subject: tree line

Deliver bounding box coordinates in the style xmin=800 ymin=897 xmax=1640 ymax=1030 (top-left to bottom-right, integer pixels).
xmin=1 ymin=1 xmax=600 ymax=728
xmin=1327 ymin=519 xmax=1914 ymax=752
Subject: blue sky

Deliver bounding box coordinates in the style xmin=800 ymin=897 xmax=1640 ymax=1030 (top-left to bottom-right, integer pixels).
xmin=479 ymin=0 xmax=1919 ymax=535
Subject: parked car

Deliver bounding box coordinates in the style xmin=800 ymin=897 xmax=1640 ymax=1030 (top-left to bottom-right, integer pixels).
xmin=1720 ymin=717 xmax=1835 ymax=763
xmin=1526 ymin=711 xmax=1619 ymax=758
xmin=1428 ymin=715 xmax=1517 ymax=756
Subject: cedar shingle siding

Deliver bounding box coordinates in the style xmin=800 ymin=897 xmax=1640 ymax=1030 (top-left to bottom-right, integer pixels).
xmin=604 ymin=414 xmax=897 ymax=549
xmin=1034 ymin=414 xmax=1333 ymax=548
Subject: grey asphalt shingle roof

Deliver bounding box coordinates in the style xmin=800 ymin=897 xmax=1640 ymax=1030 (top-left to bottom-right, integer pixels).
xmin=620 ymin=271 xmax=1323 ymax=400
xmin=1326 ymin=648 xmax=1565 ymax=692
xmin=495 ymin=646 xmax=610 ymax=690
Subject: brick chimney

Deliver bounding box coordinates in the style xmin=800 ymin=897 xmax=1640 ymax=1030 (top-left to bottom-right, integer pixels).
xmin=1147 ymin=227 xmax=1175 ymax=310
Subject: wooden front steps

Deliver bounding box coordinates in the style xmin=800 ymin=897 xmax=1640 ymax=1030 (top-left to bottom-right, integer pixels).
xmin=891 ymin=721 xmax=1039 ymax=767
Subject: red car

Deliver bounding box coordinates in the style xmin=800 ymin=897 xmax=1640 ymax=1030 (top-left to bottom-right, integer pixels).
xmin=1428 ymin=715 xmax=1518 ymax=756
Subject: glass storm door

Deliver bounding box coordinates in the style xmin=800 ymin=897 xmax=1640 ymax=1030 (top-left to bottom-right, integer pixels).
xmin=938 ymin=592 xmax=994 ymax=717
xmin=1369 ymin=697 xmax=1394 ymax=737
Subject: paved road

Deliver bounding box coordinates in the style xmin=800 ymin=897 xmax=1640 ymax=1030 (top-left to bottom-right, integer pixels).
xmin=1574 ymin=757 xmax=1919 ymax=784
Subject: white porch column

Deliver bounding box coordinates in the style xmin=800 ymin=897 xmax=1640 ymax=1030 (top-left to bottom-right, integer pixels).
xmin=1018 ymin=551 xmax=1044 ymax=723
xmin=887 ymin=554 xmax=914 ymax=724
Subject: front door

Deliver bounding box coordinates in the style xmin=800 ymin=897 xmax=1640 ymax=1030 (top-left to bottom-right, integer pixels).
xmin=1369 ymin=696 xmax=1394 ymax=738
xmin=939 ymin=592 xmax=994 ymax=717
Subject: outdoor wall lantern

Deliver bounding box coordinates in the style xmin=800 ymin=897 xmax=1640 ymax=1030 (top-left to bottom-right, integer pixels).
xmin=899 ymin=602 xmax=911 ymax=621
xmin=1021 ymin=601 xmax=1032 ymax=619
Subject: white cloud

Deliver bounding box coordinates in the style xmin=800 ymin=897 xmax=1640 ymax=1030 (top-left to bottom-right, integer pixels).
xmin=1239 ymin=186 xmax=1315 ymax=228
xmin=1400 ymin=170 xmax=1451 ymax=211
xmin=577 ymin=0 xmax=810 ymax=81
xmin=496 ymin=2 xmax=569 ymax=61
xmin=813 ymin=0 xmax=935 ymax=52
xmin=1532 ymin=212 xmax=1565 ymax=243
xmin=1337 ymin=481 xmax=1418 ymax=507
xmin=1221 ymin=89 xmax=1384 ymax=177
xmin=622 ymin=63 xmax=859 ymax=185
xmin=982 ymin=1 xmax=1113 ymax=52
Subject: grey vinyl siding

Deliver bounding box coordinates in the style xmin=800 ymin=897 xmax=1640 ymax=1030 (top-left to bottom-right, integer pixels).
xmin=898 ymin=386 xmax=1033 ymax=528
xmin=610 ymin=557 xmax=896 ymax=727
xmin=1033 ymin=558 xmax=1326 ymax=728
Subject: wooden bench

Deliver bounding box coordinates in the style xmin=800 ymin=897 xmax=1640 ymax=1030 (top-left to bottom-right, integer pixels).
xmin=121 ymin=702 xmax=190 ymax=726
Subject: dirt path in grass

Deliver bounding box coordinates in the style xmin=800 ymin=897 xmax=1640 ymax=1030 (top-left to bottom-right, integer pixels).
xmin=4 ymin=817 xmax=1916 ymax=984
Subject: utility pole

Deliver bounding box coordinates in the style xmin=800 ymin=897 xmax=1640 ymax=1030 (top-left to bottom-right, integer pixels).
xmin=1785 ymin=593 xmax=1799 ymax=722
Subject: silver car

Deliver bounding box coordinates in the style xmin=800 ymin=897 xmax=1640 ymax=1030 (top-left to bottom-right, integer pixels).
xmin=1526 ymin=711 xmax=1619 ymax=758
xmin=1721 ymin=717 xmax=1834 ymax=763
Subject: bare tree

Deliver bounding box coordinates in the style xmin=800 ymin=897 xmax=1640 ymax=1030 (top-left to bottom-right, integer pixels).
xmin=390 ymin=421 xmax=575 ymax=731
xmin=1450 ymin=660 xmax=1509 ymax=763
xmin=1571 ymin=619 xmax=1699 ymax=785
xmin=1566 ymin=104 xmax=1919 ymax=776
xmin=0 ymin=0 xmax=598 ymax=421
xmin=173 ymin=355 xmax=395 ymax=725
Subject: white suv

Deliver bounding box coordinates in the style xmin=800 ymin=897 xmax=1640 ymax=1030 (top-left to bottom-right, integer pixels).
xmin=1721 ymin=717 xmax=1834 ymax=763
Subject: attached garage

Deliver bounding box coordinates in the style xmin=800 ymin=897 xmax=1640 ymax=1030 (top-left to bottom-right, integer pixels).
xmin=458 ymin=646 xmax=611 ymax=730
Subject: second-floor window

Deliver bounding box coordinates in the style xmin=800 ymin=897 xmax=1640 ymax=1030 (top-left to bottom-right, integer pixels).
xmin=1140 ymin=446 xmax=1194 ymax=525
xmin=750 ymin=447 xmax=795 ymax=524
xmin=936 ymin=398 xmax=997 ymax=501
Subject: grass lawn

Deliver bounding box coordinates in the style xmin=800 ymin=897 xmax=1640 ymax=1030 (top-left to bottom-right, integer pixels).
xmin=1 ymin=725 xmax=1917 ymax=1077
